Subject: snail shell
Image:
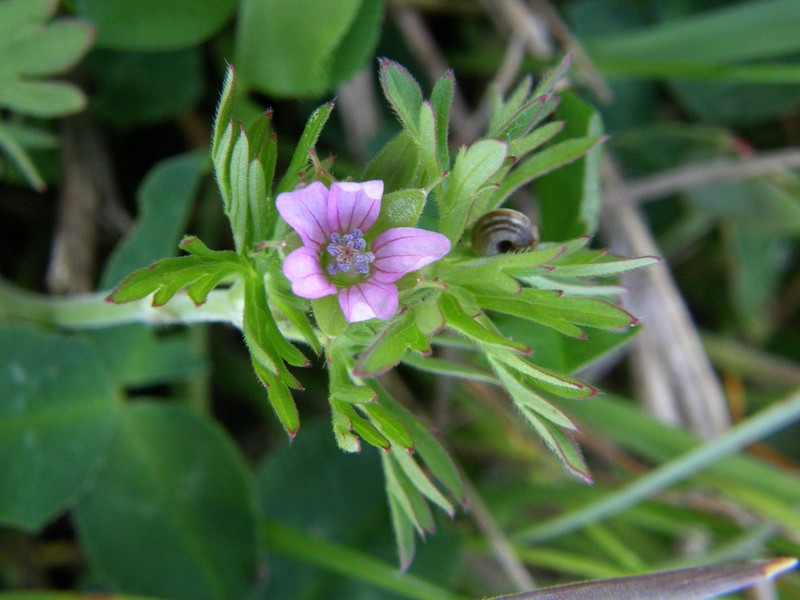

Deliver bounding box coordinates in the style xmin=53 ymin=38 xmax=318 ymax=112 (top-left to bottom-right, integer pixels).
xmin=471 ymin=209 xmax=539 ymax=255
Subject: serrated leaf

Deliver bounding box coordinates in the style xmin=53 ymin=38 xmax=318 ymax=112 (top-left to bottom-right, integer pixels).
xmin=417 ymin=101 xmax=438 ymax=185
xmin=497 ymin=350 xmax=595 ymax=399
xmin=522 ymin=407 xmax=592 ymax=483
xmin=212 ymin=65 xmax=235 ymax=158
xmin=429 ymin=70 xmax=453 ymax=171
xmin=489 ymin=358 xmax=578 ymax=430
xmin=492 ymin=134 xmax=605 ymax=209
xmin=438 ymin=139 xmax=507 ymax=243
xmin=275 ymin=102 xmax=334 ymax=195
xmin=334 ymin=401 xmax=390 ymax=451
xmin=252 ymin=360 xmax=299 ymax=438
xmin=548 ymin=255 xmax=660 ymax=278
xmin=379 ymin=58 xmax=423 ymax=138
xmin=361 ymin=403 xmax=414 ymax=451
xmin=391 ymin=448 xmax=454 ymax=517
xmin=352 ymin=311 xmax=430 ymax=377
xmin=376 ymin=386 xmax=465 ymax=505
xmin=440 ymin=292 xmax=530 ymax=354
xmin=509 ymin=121 xmax=564 ymax=158
xmin=382 ymin=453 xmax=435 ymax=536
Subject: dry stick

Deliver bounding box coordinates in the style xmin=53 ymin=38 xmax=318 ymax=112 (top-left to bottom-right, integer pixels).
xmin=390 ymin=1 xmax=473 ymax=135
xmin=528 ymin=0 xmax=613 ymax=104
xmin=479 ymin=0 xmax=553 ymax=59
xmin=601 ymin=157 xmax=731 ymax=439
xmin=620 ymin=146 xmax=800 ymax=204
xmin=336 ymin=66 xmax=381 ymax=162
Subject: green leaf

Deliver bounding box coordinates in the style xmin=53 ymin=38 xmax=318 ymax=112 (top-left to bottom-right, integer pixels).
xmin=334 ymin=401 xmax=390 ymax=451
xmin=492 ymin=133 xmax=605 ymax=216
xmin=102 ymin=152 xmax=208 ymax=288
xmin=74 ymin=403 xmax=257 ymax=600
xmin=390 ymin=448 xmax=454 ymax=517
xmin=77 ymin=0 xmax=236 ymax=50
xmin=0 ymin=327 xmax=120 ymax=531
xmin=361 ymin=402 xmax=414 ymax=452
xmin=382 ymin=452 xmax=435 ymax=536
xmin=439 ymin=292 xmax=531 ymax=354
xmin=0 ymin=120 xmax=46 ymax=191
xmin=379 ymin=58 xmax=424 ymax=138
xmin=237 ymin=0 xmax=383 ymax=97
xmin=362 ymin=131 xmax=423 ymax=193
xmin=275 ymin=102 xmax=334 ymax=195
xmin=86 ymin=47 xmax=203 ymax=127
xmin=212 ymin=65 xmax=235 ymax=159
xmin=509 ymin=120 xmax=564 ymax=158
xmin=430 ymin=70 xmax=454 ymax=171
xmin=0 ymin=20 xmax=94 ymax=77
xmin=520 ymin=408 xmax=592 ymax=483
xmin=590 ymin=0 xmax=800 ymax=64
xmin=0 ymin=0 xmax=92 ymax=119
xmin=546 ymin=253 xmax=660 ymax=278
xmin=371 ymin=188 xmax=427 ymax=233
xmin=0 ymin=79 xmax=86 ymax=117
xmin=488 ymin=358 xmax=579 ymax=430
xmin=417 ymin=101 xmax=439 ymax=185
xmin=496 ymin=350 xmax=596 ymax=399
xmin=376 ymin=386 xmax=465 ymax=506
xmin=353 ymin=311 xmax=430 ymax=377
xmin=438 ymin=139 xmax=507 ymax=243
xmin=536 ymin=92 xmax=606 ymax=240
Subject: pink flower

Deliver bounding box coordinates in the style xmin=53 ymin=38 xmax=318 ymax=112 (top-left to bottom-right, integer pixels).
xmin=276 ymin=181 xmax=450 ymax=323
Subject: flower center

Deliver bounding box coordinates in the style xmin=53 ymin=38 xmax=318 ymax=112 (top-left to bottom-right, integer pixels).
xmin=325 ymin=229 xmax=375 ymax=278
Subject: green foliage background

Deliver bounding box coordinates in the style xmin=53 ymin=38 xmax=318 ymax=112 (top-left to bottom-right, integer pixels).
xmin=1 ymin=0 xmax=800 ymax=599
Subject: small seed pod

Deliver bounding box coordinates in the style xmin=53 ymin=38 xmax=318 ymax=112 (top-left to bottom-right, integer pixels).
xmin=471 ymin=209 xmax=539 ymax=255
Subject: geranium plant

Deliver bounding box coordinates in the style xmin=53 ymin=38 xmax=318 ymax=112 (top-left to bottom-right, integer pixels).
xmin=105 ymin=56 xmax=656 ymax=566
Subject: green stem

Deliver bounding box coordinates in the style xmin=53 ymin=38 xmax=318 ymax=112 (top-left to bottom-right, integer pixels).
xmin=517 ymin=387 xmax=800 ymax=543
xmin=260 ymin=518 xmax=467 ymax=600
xmin=0 ymin=277 xmax=244 ymax=330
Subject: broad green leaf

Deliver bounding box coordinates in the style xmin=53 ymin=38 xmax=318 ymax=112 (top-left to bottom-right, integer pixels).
xmin=77 ymin=0 xmax=236 ymax=50
xmin=0 ymin=327 xmax=120 ymax=531
xmin=438 ymin=139 xmax=507 ymax=243
xmin=102 ymin=152 xmax=208 ymax=288
xmin=86 ymin=326 xmax=204 ymax=388
xmin=536 ymin=92 xmax=606 ymax=239
xmin=0 ymin=0 xmax=54 ymax=28
xmin=371 ymin=188 xmax=427 ymax=234
xmin=0 ymin=79 xmax=85 ymax=117
xmin=237 ymin=0 xmax=382 ymax=97
xmin=379 ymin=58 xmax=424 ymax=137
xmin=86 ymin=47 xmax=202 ymax=127
xmin=0 ymin=20 xmax=94 ymax=77
xmin=74 ymin=403 xmax=257 ymax=600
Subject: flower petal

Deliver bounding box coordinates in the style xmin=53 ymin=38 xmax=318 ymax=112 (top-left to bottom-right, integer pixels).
xmin=327 ymin=180 xmax=382 ymax=234
xmin=370 ymin=227 xmax=451 ymax=283
xmin=282 ymin=247 xmax=336 ymax=299
xmin=276 ymin=181 xmax=330 ymax=251
xmin=338 ymin=280 xmax=398 ymax=322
